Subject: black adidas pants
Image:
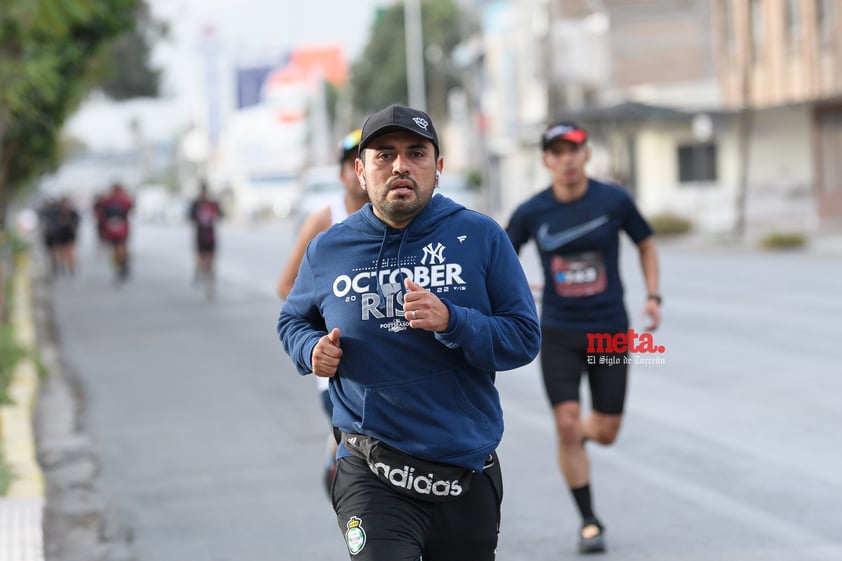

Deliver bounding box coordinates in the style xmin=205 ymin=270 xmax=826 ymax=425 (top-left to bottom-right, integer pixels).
xmin=331 ymin=452 xmax=503 ymax=561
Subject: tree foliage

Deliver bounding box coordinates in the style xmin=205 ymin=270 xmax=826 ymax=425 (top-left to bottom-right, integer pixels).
xmin=96 ymin=1 xmax=165 ymax=100
xmin=0 ymin=0 xmax=160 ymax=229
xmin=349 ymin=0 xmax=467 ymax=124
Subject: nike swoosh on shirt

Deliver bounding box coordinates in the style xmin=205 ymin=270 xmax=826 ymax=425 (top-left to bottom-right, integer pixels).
xmin=535 ymin=215 xmax=610 ymax=251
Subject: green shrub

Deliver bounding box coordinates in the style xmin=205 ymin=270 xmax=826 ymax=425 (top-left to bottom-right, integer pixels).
xmin=1 ymin=229 xmax=31 ymax=404
xmin=0 ymin=230 xmax=29 ymax=258
xmin=0 ymin=449 xmax=11 ymax=495
xmin=648 ymin=213 xmax=693 ymax=236
xmin=759 ymin=231 xmax=806 ymax=249
xmin=0 ymin=325 xmax=25 ymax=405
xmin=0 ymin=230 xmax=23 ymax=495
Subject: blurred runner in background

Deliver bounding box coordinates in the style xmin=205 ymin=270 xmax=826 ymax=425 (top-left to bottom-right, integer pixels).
xmin=98 ymin=182 xmax=134 ymax=282
xmin=188 ymin=181 xmax=224 ymax=298
xmin=37 ymin=197 xmax=62 ymax=277
xmin=54 ymin=195 xmax=81 ymax=276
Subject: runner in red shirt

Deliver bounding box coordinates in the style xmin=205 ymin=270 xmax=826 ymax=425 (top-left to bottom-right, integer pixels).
xmin=98 ymin=182 xmax=134 ymax=282
xmin=188 ymin=182 xmax=224 ymax=298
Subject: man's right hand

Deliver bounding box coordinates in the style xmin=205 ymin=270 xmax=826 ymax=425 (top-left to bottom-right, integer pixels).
xmin=311 ymin=327 xmax=342 ymax=377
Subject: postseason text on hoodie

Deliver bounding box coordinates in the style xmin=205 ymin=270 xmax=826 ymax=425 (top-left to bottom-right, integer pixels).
xmin=277 ymin=195 xmax=541 ymax=472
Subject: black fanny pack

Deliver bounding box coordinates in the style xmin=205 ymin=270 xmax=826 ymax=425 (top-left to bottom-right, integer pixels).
xmin=341 ymin=433 xmax=473 ymax=503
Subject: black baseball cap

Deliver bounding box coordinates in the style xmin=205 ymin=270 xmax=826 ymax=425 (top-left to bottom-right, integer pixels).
xmin=338 ymin=129 xmax=362 ymax=163
xmin=541 ymin=122 xmax=588 ymax=149
xmin=358 ymin=104 xmax=439 ymax=156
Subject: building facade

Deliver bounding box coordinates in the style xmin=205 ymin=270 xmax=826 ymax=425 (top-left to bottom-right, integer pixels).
xmin=475 ymin=0 xmax=841 ymax=235
xmin=715 ymin=0 xmax=842 ymax=228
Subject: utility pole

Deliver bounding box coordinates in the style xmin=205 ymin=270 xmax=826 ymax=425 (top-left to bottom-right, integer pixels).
xmin=404 ymin=0 xmax=427 ymax=111
xmin=734 ymin=2 xmax=752 ymax=239
xmin=199 ymin=25 xmax=222 ymax=150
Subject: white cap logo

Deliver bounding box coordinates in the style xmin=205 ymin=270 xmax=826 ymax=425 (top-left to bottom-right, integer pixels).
xmin=412 ymin=117 xmax=429 ymax=131
xmin=545 ymin=124 xmax=574 ymax=140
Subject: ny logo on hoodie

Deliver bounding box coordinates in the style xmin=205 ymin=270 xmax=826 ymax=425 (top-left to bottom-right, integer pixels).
xmin=421 ymin=242 xmax=446 ymax=265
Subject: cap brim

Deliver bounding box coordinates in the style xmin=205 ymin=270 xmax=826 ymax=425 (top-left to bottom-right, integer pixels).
xmin=360 ymin=125 xmax=437 ymax=152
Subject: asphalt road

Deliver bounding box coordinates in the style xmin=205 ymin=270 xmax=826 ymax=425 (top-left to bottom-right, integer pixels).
xmin=43 ymin=214 xmax=842 ymax=561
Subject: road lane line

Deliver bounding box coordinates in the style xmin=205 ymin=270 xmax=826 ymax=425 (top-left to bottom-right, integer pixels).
xmin=503 ymin=395 xmax=842 ymax=558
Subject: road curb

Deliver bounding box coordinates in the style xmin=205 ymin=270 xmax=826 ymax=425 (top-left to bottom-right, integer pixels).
xmin=25 ymin=251 xmax=139 ymax=561
xmin=0 ymin=253 xmax=45 ymax=560
xmin=1 ymin=253 xmax=45 ymax=497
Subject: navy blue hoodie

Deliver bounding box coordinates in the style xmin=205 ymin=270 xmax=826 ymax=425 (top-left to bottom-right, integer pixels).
xmin=278 ymin=195 xmax=540 ymax=471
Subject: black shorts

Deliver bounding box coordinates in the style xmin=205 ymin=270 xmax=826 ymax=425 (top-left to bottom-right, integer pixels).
xmin=43 ymin=232 xmax=60 ymax=248
xmin=540 ymin=327 xmax=628 ymax=415
xmin=55 ymin=227 xmax=77 ymax=245
xmin=332 ymin=453 xmax=503 ymax=561
xmin=196 ymin=228 xmax=216 ymax=253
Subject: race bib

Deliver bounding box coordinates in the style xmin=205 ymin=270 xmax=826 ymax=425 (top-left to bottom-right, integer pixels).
xmin=550 ymin=251 xmax=607 ymax=297
xmin=197 ymin=203 xmax=216 ymax=226
xmin=104 ymin=217 xmax=128 ymax=240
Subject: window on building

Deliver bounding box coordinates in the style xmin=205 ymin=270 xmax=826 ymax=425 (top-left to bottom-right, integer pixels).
xmin=816 ymin=111 xmax=842 ymax=195
xmin=786 ymin=0 xmax=801 ymax=41
xmin=816 ymin=0 xmax=835 ymax=46
xmin=678 ymin=143 xmax=717 ymax=183
xmin=750 ymin=0 xmax=764 ymax=62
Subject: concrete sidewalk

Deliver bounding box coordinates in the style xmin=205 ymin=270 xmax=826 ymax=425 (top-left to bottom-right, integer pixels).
xmin=0 ymin=255 xmax=45 ymax=561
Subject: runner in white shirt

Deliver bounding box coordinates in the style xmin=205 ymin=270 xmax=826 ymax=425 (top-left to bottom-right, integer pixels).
xmin=276 ymin=129 xmax=369 ymax=494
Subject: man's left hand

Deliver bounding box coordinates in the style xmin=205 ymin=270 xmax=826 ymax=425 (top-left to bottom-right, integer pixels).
xmin=403 ymin=278 xmax=450 ymax=332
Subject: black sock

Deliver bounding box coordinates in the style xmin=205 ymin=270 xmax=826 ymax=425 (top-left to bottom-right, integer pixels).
xmin=571 ymin=484 xmax=597 ymax=524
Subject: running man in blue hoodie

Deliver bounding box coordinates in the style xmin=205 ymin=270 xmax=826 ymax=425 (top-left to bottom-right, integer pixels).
xmin=277 ymin=104 xmax=541 ymax=560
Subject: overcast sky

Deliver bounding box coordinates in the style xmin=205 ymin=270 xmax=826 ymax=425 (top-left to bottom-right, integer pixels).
xmin=66 ymin=0 xmax=385 ymax=151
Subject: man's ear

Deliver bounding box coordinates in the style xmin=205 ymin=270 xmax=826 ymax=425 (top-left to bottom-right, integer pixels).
xmin=355 ymin=159 xmax=367 ymax=188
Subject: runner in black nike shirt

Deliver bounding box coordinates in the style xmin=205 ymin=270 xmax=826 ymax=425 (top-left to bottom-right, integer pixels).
xmin=505 ymin=122 xmax=662 ymax=554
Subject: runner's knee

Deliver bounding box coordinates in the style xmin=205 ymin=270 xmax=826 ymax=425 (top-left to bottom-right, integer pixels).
xmin=590 ymin=415 xmax=621 ymax=445
xmin=554 ymin=402 xmax=583 ymax=444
